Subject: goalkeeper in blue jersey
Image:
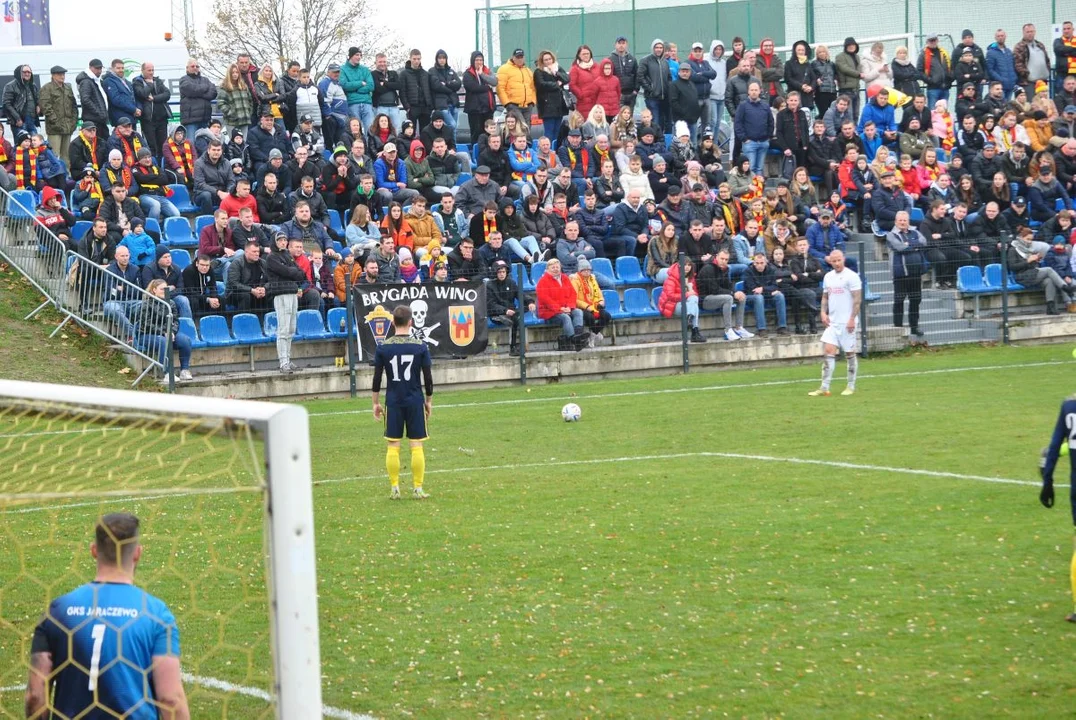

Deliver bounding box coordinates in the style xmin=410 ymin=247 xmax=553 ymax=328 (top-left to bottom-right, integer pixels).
xmin=25 ymin=513 xmax=189 ymax=719
xmin=1039 ymin=397 xmax=1076 ymax=624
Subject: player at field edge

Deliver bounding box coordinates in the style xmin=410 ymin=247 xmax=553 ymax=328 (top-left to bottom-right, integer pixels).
xmin=372 ymin=305 xmax=434 ymax=500
xmin=809 ymin=249 xmax=862 ymax=397
xmin=25 ymin=513 xmax=190 ymax=719
xmin=1038 ymin=398 xmax=1076 ymax=623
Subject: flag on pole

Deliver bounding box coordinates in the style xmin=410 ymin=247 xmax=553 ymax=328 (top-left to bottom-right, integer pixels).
xmin=20 ymin=0 xmax=50 ymax=46
xmin=0 ymin=0 xmax=21 ymax=48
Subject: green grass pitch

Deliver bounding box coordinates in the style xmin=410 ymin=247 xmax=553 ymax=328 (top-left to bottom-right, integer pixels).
xmin=2 ymin=344 xmax=1075 ymax=718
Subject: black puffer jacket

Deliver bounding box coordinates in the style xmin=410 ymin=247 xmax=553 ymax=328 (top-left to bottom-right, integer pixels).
xmin=265 ymin=248 xmax=307 ymax=296
xmin=2 ymin=65 xmax=38 ymax=126
xmin=399 ymin=63 xmax=433 ymax=115
xmin=76 ymin=70 xmax=108 ymax=124
xmin=429 ymin=54 xmax=462 ymax=109
xmin=179 ymin=71 xmax=217 ymax=125
xmin=535 ymin=66 xmax=570 ymax=118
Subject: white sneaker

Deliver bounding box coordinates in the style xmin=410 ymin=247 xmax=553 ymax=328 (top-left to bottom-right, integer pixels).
xmin=390 ymin=486 xmax=401 ymax=500
xmin=179 ymin=369 xmax=193 ymax=381
xmin=724 ymin=328 xmax=740 ymax=341
xmin=593 ymin=332 xmax=603 ymax=345
xmin=735 ymin=327 xmax=754 ymax=339
xmin=413 ymin=487 xmax=430 ymax=499
xmin=841 ymin=387 xmax=855 ymax=396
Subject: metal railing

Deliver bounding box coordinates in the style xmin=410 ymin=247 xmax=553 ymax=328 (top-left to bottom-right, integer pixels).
xmin=0 ymin=187 xmax=174 ymax=388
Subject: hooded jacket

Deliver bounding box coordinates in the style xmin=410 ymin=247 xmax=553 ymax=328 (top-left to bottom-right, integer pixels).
xmin=76 ymin=70 xmax=109 ymax=124
xmin=637 ymin=40 xmax=670 ymax=100
xmin=835 ymin=38 xmax=861 ymax=93
xmin=707 ymin=41 xmax=727 ymax=100
xmin=2 ymin=65 xmax=39 ymax=126
xmin=463 ymin=52 xmax=498 ymax=114
xmin=592 ymin=59 xmax=622 ymax=116
xmin=783 ymin=41 xmax=816 ymax=106
xmin=570 ymin=57 xmax=601 ymax=118
xmin=430 ymin=53 xmax=462 ymax=109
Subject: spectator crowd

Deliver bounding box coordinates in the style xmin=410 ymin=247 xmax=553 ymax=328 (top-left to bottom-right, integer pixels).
xmin=2 ymin=20 xmax=1076 ymax=370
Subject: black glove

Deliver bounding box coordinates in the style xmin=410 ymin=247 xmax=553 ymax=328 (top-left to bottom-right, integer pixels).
xmin=1040 ymin=484 xmax=1055 ymax=508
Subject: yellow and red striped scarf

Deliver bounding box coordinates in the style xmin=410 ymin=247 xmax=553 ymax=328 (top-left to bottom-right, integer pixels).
xmin=117 ymin=133 xmax=143 ymax=167
xmin=79 ymin=131 xmax=100 ymax=171
xmin=510 ymin=150 xmax=532 ymax=182
xmin=78 ymin=177 xmax=102 ymax=202
xmin=14 ymin=146 xmax=37 ymax=190
xmin=940 ymin=113 xmax=954 ymax=151
xmin=741 ymin=176 xmax=764 ymax=203
xmin=105 ymin=165 xmax=134 ymax=191
xmin=168 ymin=139 xmax=195 ymax=179
xmin=0 ymin=141 xmax=8 ymax=164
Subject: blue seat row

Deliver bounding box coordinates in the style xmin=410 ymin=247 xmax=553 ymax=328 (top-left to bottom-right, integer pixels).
xmin=179 ymin=308 xmax=352 ymax=347
xmin=957 ymin=263 xmax=1025 ymax=293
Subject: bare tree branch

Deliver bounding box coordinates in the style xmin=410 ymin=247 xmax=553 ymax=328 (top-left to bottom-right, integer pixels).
xmin=192 ymin=0 xmax=404 ymax=81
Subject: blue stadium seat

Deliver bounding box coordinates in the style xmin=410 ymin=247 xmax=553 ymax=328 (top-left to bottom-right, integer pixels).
xmin=296 ymin=309 xmax=330 ymax=339
xmin=163 ymin=217 xmax=196 ymax=247
xmin=143 ymin=217 xmax=161 ymax=238
xmin=231 ymin=313 xmax=271 ymax=344
xmin=167 ymin=184 xmax=198 ymax=214
xmin=198 ymin=315 xmax=236 ymax=347
xmin=215 ymin=281 xmax=226 ymax=298
xmin=326 ymin=307 xmax=350 ymax=338
xmin=650 ymin=286 xmax=662 ymax=309
xmin=71 ymin=220 xmax=92 ymax=241
xmin=263 ymin=311 xmax=278 ymax=338
xmin=615 ymin=256 xmax=647 ymax=284
xmin=936 ymin=148 xmax=948 ymax=162
xmin=456 ymin=173 xmax=473 ymax=186
xmin=170 ymin=249 xmax=192 ymax=271
xmin=956 ymin=265 xmax=987 ymax=293
xmin=193 ymin=214 xmax=214 ymax=237
xmin=623 ymin=287 xmax=658 ymax=317
xmin=6 ymin=190 xmax=36 ymax=219
xmin=590 ymin=257 xmax=619 ymax=284
xmin=1009 ymin=182 xmax=1020 ymax=198
xmin=1006 ymin=272 xmax=1024 ymax=290
xmin=861 ymin=274 xmax=880 ymax=303
xmin=327 ymin=209 xmax=344 ymax=235
xmin=603 ymin=289 xmax=629 ymax=319
xmin=523 ymin=310 xmax=546 ymax=326
xmin=530 ymin=261 xmax=547 ymax=288
xmin=1058 ymin=199 xmax=1067 ymax=212
xmin=178 ymin=317 xmax=206 ymax=348
xmin=909 ymin=207 xmax=924 ymax=224
xmin=983 ymin=264 xmax=1003 ymax=289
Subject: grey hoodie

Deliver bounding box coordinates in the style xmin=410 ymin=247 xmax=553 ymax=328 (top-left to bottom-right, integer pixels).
xmin=707 ymin=41 xmax=727 ymax=100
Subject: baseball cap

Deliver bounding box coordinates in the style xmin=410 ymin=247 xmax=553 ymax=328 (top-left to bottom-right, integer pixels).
xmin=117 ymin=116 xmax=133 ymax=126
xmin=615 ymin=35 xmax=627 ymax=43
xmin=512 ymin=48 xmax=525 ymax=58
xmin=300 ymin=114 xmax=312 ymax=123
xmin=326 ymin=63 xmax=341 ymax=72
xmin=1012 ymin=196 xmax=1027 ymax=206
xmin=691 ymin=42 xmax=704 ymax=50
xmin=567 ymin=128 xmax=582 ymax=137
xmin=89 ymin=58 xmax=103 ymax=69
xmin=926 ymin=33 xmax=938 ymax=41
xmin=383 ymin=142 xmax=397 ymax=153
xmin=1065 ymin=105 xmax=1076 ymax=114
xmin=819 ymin=208 xmax=834 ymax=218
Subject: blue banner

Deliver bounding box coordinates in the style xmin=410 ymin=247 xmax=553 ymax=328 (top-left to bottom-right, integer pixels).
xmin=20 ymin=0 xmax=51 ymax=46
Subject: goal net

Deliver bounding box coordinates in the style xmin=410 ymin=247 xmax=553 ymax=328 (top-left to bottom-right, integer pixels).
xmin=0 ymin=380 xmax=321 ymax=719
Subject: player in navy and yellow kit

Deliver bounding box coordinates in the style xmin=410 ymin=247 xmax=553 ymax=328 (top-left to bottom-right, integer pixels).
xmin=373 ymin=305 xmax=434 ymax=500
xmin=1039 ymin=396 xmax=1076 ymax=623
xmin=25 ymin=513 xmax=190 ymax=719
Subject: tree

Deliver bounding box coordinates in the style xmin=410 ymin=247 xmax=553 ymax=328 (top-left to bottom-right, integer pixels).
xmin=195 ymin=0 xmax=406 ymax=80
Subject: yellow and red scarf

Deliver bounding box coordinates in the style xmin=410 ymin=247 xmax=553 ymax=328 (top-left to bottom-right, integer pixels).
xmin=14 ymin=146 xmax=37 ymax=190
xmin=0 ymin=141 xmax=8 ymax=164
xmin=116 ymin=133 xmax=143 ymax=167
xmin=939 ymin=113 xmax=954 ymax=151
xmin=483 ymin=216 xmax=498 ymax=241
xmin=78 ymin=177 xmax=103 ymax=202
xmin=510 ymin=150 xmax=532 ymax=182
xmin=79 ymin=131 xmax=100 ymax=171
xmin=741 ymin=176 xmax=764 ymax=203
xmin=1061 ymin=36 xmax=1076 ymax=75
xmin=167 ymin=138 xmax=195 ymax=179
xmin=105 ymin=165 xmax=134 ymax=191
xmin=565 ymin=146 xmax=590 ymax=175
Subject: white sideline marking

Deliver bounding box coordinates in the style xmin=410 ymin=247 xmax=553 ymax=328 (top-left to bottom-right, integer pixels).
xmin=0 ymin=677 xmax=374 ymax=720
xmin=1 ymin=359 xmax=1071 ymax=439
xmin=306 ymin=360 xmax=1074 ymax=418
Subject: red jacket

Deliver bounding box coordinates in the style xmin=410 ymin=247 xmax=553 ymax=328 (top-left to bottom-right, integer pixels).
xmin=658 ymin=262 xmax=697 ymax=318
xmin=569 ymin=62 xmax=600 ymax=119
xmin=536 ymin=271 xmax=578 ymax=320
xmin=592 ymin=60 xmax=622 ymax=117
xmin=198 ymin=224 xmax=238 ymax=258
xmin=219 ymin=193 xmax=260 ymax=221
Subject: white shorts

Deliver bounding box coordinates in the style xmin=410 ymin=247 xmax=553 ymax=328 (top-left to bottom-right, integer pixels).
xmin=821 ymin=324 xmax=858 ymax=353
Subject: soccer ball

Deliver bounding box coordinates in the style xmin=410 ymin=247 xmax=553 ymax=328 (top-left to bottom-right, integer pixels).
xmin=561 ymin=403 xmax=582 ymax=422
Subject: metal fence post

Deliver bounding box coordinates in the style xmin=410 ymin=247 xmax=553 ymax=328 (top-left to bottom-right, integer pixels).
xmin=1000 ymin=234 xmax=1010 ymax=345
xmin=857 ymin=240 xmax=869 ymax=357
xmin=678 ymin=252 xmax=689 ymax=373
xmin=166 ymin=326 xmax=175 ymax=393
xmin=516 ymin=263 xmax=528 ymax=385
xmin=805 ymin=0 xmax=815 ymax=44
xmin=345 ymin=271 xmax=358 ymax=398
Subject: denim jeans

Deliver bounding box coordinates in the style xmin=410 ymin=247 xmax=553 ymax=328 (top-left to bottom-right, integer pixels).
xmin=607 ymin=233 xmax=638 ymax=258
xmin=505 ymin=235 xmax=541 ymax=260
xmin=543 ymin=116 xmax=564 ymax=141
xmin=926 ymin=88 xmax=949 ymax=114
xmin=139 ymin=195 xmax=180 ymax=221
xmin=744 ymin=291 xmax=787 ymax=329
xmin=644 ymin=97 xmax=667 ymax=134
xmin=553 ymin=308 xmax=584 ymax=336
xmin=375 ymin=106 xmax=401 ymax=133
xmin=138 ymin=331 xmax=192 ymax=371
xmin=103 ymin=299 xmax=142 ymax=338
xmin=440 ymin=107 xmax=459 ymax=139
xmin=742 ymin=139 xmax=769 ymax=176
xmin=672 ymin=296 xmax=701 ymax=327
xmin=708 ymin=99 xmax=724 ymax=133
xmin=349 ymin=102 xmax=374 ymax=131
xmin=194 ymin=190 xmax=215 ymax=215
xmin=595 ymin=273 xmax=616 ymax=290
xmin=184 ymin=121 xmax=207 ymax=138
xmin=172 ymin=293 xmax=192 ymax=320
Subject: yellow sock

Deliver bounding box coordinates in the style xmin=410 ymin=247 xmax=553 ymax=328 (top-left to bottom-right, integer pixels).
xmin=411 ymin=445 xmax=425 ymax=489
xmin=386 ymin=446 xmax=400 ymax=488
xmin=1070 ymin=540 xmax=1076 ymax=614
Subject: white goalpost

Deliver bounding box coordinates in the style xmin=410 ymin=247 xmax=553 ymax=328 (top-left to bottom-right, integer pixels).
xmin=0 ymin=379 xmax=322 ymax=719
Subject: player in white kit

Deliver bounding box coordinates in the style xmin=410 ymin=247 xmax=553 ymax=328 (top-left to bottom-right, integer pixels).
xmin=808 ymin=249 xmax=862 ymax=397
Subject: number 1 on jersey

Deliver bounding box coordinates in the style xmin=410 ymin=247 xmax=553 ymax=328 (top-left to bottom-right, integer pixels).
xmin=88 ymin=623 xmax=105 ymax=690
xmin=389 ymin=354 xmax=415 ymax=382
